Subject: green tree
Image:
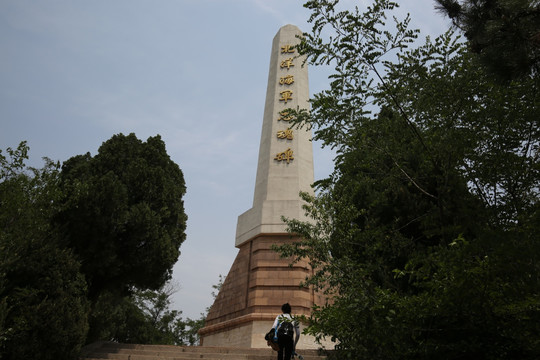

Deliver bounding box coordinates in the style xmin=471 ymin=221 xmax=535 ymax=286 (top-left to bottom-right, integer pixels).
xmin=435 ymin=0 xmax=540 ymax=80
xmin=0 ymin=142 xmax=89 ymax=360
xmin=134 ymin=282 xmax=206 ymax=346
xmin=84 ymin=284 xmax=185 ymax=345
xmin=55 ymin=133 xmax=187 ymax=299
xmin=1 ymin=134 xmax=189 ymax=354
xmin=92 ymin=275 xmax=222 ymax=346
xmin=55 ymin=133 xmax=187 ymax=343
xmin=276 ymin=1 xmax=540 ymax=358
xmin=130 ymin=275 xmax=225 ymax=346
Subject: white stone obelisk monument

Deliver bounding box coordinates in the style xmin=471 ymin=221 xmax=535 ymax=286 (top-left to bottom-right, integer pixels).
xmin=200 ymin=25 xmax=326 ymax=349
xmin=235 ymin=24 xmax=314 ymax=246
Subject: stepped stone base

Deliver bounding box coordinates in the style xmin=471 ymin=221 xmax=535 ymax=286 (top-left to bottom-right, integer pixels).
xmin=81 ymin=341 xmax=333 ymax=360
xmin=199 ymin=234 xmax=330 ymax=350
xmin=201 ymin=318 xmax=330 ymax=350
xmin=201 ymin=318 xmax=272 ymax=348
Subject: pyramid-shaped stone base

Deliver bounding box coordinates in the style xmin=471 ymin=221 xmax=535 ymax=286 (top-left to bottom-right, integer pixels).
xmin=199 ymin=234 xmax=330 ymax=349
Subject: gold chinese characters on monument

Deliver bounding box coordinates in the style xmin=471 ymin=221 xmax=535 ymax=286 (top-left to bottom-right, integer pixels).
xmin=279 ymin=90 xmax=293 ymax=104
xmin=280 ymin=58 xmax=294 ymax=70
xmin=277 ymin=110 xmax=293 ymax=122
xmin=275 ymin=43 xmax=296 ymax=164
xmin=279 ymin=75 xmax=294 ymax=85
xmin=281 ymin=44 xmax=295 ymax=53
xmin=274 ymin=148 xmax=294 ymax=163
xmin=277 ymin=128 xmax=294 ymax=140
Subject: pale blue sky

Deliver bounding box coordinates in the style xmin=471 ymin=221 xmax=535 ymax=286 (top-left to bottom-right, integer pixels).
xmin=0 ymin=0 xmax=450 ymax=319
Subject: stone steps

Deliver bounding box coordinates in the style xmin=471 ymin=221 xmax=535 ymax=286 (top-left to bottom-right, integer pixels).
xmin=80 ymin=342 xmax=332 ymax=360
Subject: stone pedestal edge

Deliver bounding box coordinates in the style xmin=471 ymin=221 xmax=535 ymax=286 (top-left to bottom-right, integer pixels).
xmin=199 ymin=313 xmax=275 ymax=336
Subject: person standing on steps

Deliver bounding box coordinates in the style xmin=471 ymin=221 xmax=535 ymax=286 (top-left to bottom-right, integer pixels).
xmin=272 ymin=303 xmax=300 ymax=360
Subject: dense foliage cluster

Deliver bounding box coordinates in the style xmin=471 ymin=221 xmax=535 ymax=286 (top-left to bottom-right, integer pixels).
xmin=0 ymin=134 xmax=188 ymax=359
xmin=435 ymin=0 xmax=540 ymax=80
xmin=0 ymin=144 xmax=88 ymax=359
xmin=56 ymin=134 xmax=187 ymax=299
xmin=277 ymin=1 xmax=540 ymax=358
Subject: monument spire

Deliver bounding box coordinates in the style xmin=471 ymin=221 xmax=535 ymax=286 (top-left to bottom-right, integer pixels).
xmin=236 ymin=24 xmax=314 ymax=246
xmin=199 ymin=25 xmax=327 ymax=350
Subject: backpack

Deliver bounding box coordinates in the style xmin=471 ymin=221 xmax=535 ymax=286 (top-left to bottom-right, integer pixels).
xmin=264 ymin=328 xmax=280 ymax=351
xmin=277 ymin=319 xmax=295 ymax=338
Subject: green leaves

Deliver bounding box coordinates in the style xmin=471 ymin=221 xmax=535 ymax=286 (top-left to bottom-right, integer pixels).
xmin=298 ymin=0 xmax=420 ymax=154
xmin=0 ymin=142 xmax=32 ymax=181
xmin=0 ymin=143 xmax=89 ymax=360
xmin=1 ymin=134 xmax=189 ymax=356
xmin=275 ymin=1 xmax=540 ymax=358
xmin=56 ymin=133 xmax=187 ymax=297
xmin=435 ymin=0 xmax=540 ymax=80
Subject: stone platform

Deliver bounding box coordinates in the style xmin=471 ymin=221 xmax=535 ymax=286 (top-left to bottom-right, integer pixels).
xmin=199 ymin=234 xmax=328 ymax=349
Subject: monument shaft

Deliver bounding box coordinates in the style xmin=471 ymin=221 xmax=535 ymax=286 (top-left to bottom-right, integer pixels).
xmin=236 ymin=24 xmax=314 ymax=247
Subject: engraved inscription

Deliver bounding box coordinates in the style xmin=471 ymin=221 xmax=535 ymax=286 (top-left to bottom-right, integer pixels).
xmin=279 ymin=90 xmax=293 ymax=104
xmin=280 ymin=58 xmax=294 ymax=70
xmin=277 ymin=128 xmax=294 ymax=140
xmin=274 ymin=148 xmax=294 ymax=163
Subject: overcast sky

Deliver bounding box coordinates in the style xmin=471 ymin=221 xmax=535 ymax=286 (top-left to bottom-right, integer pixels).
xmin=1 ymin=0 xmax=450 ymax=319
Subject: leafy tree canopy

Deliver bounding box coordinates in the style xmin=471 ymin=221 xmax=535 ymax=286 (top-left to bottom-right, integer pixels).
xmin=0 ymin=142 xmax=89 ymax=360
xmin=277 ymin=1 xmax=540 ymax=358
xmin=1 ymin=133 xmax=189 ymax=357
xmin=435 ymin=0 xmax=540 ymax=80
xmin=87 ymin=277 xmax=220 ymax=346
xmin=56 ymin=133 xmax=187 ymax=298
